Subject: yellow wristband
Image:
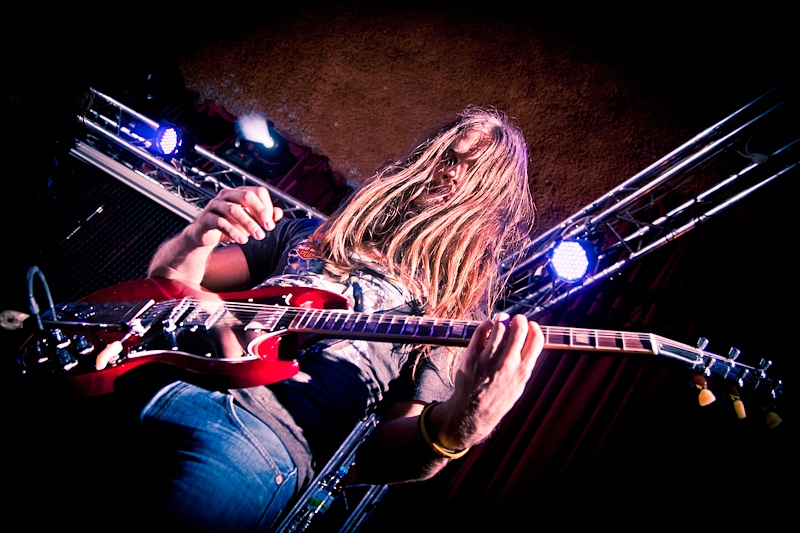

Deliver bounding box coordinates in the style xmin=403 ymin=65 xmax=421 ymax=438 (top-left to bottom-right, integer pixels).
xmin=418 ymin=402 xmax=470 ymax=459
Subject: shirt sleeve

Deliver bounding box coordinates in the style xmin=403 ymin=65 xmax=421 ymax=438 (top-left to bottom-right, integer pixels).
xmin=240 ymin=217 xmax=321 ymax=284
xmin=411 ymin=347 xmax=455 ymax=403
xmin=379 ymin=346 xmax=455 ymax=409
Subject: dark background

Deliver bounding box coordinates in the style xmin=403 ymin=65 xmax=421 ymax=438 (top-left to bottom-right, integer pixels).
xmin=3 ymin=4 xmax=797 ymax=529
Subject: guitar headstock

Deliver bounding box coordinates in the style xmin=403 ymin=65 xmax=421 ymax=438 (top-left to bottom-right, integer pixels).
xmin=660 ymin=335 xmax=785 ymax=428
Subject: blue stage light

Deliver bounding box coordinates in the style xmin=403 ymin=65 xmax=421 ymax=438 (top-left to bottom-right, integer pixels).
xmin=153 ymin=121 xmax=184 ymax=158
xmin=119 ymin=119 xmax=187 ymax=160
xmin=549 ymin=239 xmax=596 ymax=283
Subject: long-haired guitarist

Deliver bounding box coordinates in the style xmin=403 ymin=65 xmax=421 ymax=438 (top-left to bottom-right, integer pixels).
xmin=117 ymin=106 xmax=545 ymax=530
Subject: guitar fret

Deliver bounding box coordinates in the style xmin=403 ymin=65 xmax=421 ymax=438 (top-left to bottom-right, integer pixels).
xmin=400 ymin=316 xmax=422 ymax=337
xmin=297 ymin=309 xmax=323 ymax=330
xmin=342 ymin=313 xmax=362 ymax=332
xmin=545 ymin=328 xmax=571 ymax=348
xmin=363 ymin=315 xmax=382 ymax=334
xmin=384 ymin=316 xmax=407 ymax=336
xmin=303 ymin=309 xmax=323 ymax=330
xmin=621 ymin=332 xmax=653 ymax=353
xmin=432 ymin=320 xmax=454 ymax=340
xmin=373 ymin=315 xmax=393 ymax=335
xmin=542 ymin=327 xmax=655 ymax=354
xmin=327 ymin=310 xmax=348 ymax=332
xmin=596 ymin=332 xmax=624 ymax=350
xmin=569 ymin=329 xmax=595 ymax=349
xmin=456 ymin=323 xmax=469 ymax=339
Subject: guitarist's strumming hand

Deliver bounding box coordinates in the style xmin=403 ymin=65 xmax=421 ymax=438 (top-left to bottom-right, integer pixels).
xmin=189 ymin=185 xmax=283 ymax=247
xmin=148 ymin=186 xmax=282 ymax=289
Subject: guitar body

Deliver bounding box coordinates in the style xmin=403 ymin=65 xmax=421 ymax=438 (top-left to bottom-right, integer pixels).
xmin=19 ymin=278 xmax=350 ymax=397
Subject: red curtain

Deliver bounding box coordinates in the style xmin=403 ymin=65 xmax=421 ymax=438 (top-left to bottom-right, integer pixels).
xmin=365 ymin=176 xmax=796 ymax=529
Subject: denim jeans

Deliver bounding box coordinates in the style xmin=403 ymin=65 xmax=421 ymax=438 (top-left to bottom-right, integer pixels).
xmin=132 ymin=381 xmax=298 ymax=532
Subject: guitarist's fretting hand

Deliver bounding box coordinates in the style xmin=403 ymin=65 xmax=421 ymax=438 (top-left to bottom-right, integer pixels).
xmin=148 ymin=186 xmax=282 ymax=290
xmin=355 ymin=312 xmax=544 ymax=484
xmin=445 ymin=313 xmax=544 ymax=449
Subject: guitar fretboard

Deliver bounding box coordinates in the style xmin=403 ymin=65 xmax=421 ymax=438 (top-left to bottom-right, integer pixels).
xmin=289 ymin=308 xmax=476 ymax=346
xmin=286 ymin=307 xmax=658 ymax=354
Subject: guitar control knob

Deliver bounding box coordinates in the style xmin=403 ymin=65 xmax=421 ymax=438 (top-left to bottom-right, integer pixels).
xmin=71 ymin=334 xmax=94 ymax=355
xmin=53 ymin=347 xmax=78 ymax=371
xmin=50 ymin=328 xmax=70 ymax=349
xmin=26 ymin=338 xmax=51 ymax=364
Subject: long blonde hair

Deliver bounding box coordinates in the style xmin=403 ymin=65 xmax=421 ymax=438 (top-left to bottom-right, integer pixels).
xmin=314 ymin=106 xmax=536 ymax=323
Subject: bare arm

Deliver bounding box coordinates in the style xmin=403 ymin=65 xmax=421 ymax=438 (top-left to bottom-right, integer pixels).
xmin=147 ymin=186 xmax=283 ymax=292
xmin=354 ymin=313 xmax=544 ymax=484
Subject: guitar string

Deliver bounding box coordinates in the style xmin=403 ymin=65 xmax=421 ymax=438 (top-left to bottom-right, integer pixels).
xmin=140 ymin=298 xmax=698 ymax=352
xmin=110 ymin=299 xmax=768 ymax=385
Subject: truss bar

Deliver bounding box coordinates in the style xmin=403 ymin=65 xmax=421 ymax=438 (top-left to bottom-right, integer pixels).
xmin=498 ymin=86 xmax=798 ymax=318
xmin=599 ymin=136 xmax=799 ymax=260
xmin=500 ymin=87 xmax=789 ymax=277
xmin=70 ymin=142 xmax=201 ymax=222
xmin=582 ymin=101 xmax=785 ymax=230
xmin=78 ymin=113 xmax=217 ymax=199
xmin=77 ymin=88 xmax=330 ymax=223
xmin=501 ymin=162 xmax=797 ymax=318
xmin=91 ymin=89 xmax=161 ymax=129
xmin=194 ymin=144 xmax=329 ymax=220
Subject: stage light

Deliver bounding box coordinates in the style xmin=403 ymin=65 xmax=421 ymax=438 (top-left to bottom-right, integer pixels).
xmin=153 ymin=120 xmax=184 ymax=158
xmin=237 ymin=112 xmax=277 ymax=151
xmin=222 ymin=111 xmax=296 ymax=178
xmin=119 ymin=119 xmax=187 ymax=160
xmin=548 ymin=239 xmax=596 ymax=283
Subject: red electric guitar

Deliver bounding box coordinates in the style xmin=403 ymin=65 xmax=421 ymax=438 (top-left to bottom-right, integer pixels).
xmin=16 ymin=278 xmax=780 ymax=402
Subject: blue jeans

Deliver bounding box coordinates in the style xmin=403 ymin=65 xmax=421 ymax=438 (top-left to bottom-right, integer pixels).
xmin=129 ymin=381 xmax=298 ymax=532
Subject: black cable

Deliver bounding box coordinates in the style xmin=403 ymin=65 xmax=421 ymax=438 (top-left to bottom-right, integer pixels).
xmin=27 ymin=266 xmax=55 ymax=331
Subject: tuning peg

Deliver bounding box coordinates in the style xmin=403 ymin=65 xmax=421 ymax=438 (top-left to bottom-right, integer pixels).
xmin=696 ymin=337 xmax=709 ymax=350
xmin=695 ymin=376 xmax=717 ymax=407
xmin=728 ymin=347 xmax=740 ymax=361
xmin=693 ymin=375 xmax=716 ymax=406
xmin=765 ymin=409 xmax=782 ymax=429
xmin=728 ymin=386 xmax=746 ymax=419
xmin=698 ymin=385 xmax=716 ymax=406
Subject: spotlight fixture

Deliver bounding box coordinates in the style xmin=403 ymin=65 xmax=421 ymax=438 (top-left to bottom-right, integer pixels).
xmin=222 ymin=111 xmax=296 ymax=178
xmin=153 ymin=120 xmax=184 ymax=158
xmin=119 ymin=119 xmax=189 ymax=160
xmin=548 ymin=239 xmax=596 ymax=283
xmin=237 ymin=112 xmax=276 ymax=150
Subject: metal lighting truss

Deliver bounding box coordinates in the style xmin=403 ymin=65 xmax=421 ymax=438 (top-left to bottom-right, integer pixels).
xmin=498 ymin=86 xmax=799 ymax=319
xmin=70 ymin=88 xmax=330 ymax=223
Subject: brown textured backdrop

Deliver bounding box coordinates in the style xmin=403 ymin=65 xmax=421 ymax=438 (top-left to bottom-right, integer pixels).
xmin=163 ymin=5 xmax=791 ymax=233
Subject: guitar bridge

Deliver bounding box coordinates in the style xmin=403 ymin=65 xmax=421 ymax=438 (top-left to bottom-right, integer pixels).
xmin=43 ymin=298 xmax=158 ymax=334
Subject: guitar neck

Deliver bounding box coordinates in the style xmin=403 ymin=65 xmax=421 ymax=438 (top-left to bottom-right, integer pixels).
xmin=285 ymin=308 xmax=659 ymax=355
